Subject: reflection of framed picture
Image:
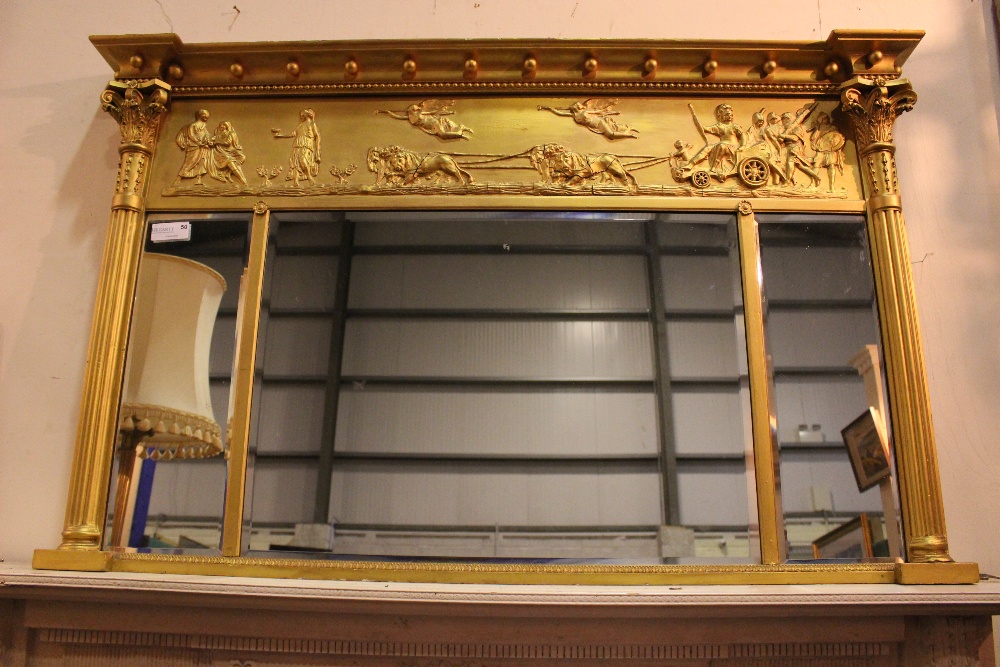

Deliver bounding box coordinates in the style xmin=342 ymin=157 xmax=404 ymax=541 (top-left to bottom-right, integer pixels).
xmin=812 ymin=514 xmax=875 ymax=559
xmin=842 ymin=408 xmax=891 ymax=492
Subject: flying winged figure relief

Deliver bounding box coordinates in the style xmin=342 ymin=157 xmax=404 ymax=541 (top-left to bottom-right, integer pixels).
xmin=538 ymin=98 xmax=640 ymax=140
xmin=376 ymin=99 xmax=474 ymax=140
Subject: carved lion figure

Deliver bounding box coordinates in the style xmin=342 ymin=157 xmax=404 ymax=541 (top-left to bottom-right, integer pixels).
xmin=528 ymin=143 xmax=637 ymax=191
xmin=367 ymin=146 xmax=473 ymax=186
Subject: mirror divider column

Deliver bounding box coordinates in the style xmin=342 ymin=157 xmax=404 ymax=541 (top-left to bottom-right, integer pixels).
xmin=736 ymin=201 xmax=784 ymax=564
xmin=219 ymin=203 xmax=272 ymax=556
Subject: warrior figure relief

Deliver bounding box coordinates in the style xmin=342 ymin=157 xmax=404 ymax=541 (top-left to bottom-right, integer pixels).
xmin=376 ymin=100 xmax=474 ymax=140
xmin=538 ymin=99 xmax=640 ymax=140
xmin=763 ymin=112 xmax=786 ymax=185
xmin=808 ymin=112 xmax=846 ymax=191
xmin=743 ymin=109 xmax=785 ymax=185
xmin=777 ymin=104 xmax=821 ymax=187
xmin=687 ymin=103 xmax=744 ymax=180
xmin=272 ymin=109 xmax=322 ymax=187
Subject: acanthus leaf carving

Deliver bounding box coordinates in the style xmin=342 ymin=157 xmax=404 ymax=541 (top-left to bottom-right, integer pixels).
xmin=100 ymin=79 xmax=170 ymax=151
xmin=839 ymin=76 xmax=917 ymax=156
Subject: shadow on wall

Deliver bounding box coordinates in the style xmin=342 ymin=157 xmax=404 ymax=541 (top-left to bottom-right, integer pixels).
xmin=0 ymin=73 xmax=122 ymax=559
xmin=888 ymin=2 xmax=1000 ymax=573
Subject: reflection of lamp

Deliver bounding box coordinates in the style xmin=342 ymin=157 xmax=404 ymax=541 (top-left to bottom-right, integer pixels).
xmin=111 ymin=253 xmax=227 ymax=546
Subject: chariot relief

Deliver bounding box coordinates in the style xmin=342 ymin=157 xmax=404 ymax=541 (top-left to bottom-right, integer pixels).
xmin=671 ymin=102 xmax=846 ymax=191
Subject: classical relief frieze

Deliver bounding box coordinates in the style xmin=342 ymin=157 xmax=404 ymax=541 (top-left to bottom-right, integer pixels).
xmin=376 ymin=99 xmax=475 ymax=140
xmin=537 ymin=99 xmax=640 ymax=140
xmin=671 ymin=102 xmax=847 ymax=192
xmin=156 ymin=99 xmax=857 ymax=201
xmin=271 ymin=108 xmax=322 ymax=185
xmin=171 ymin=109 xmax=249 ymax=188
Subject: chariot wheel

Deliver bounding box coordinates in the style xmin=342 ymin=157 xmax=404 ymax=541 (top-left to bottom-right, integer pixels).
xmin=690 ymin=170 xmax=711 ymax=189
xmin=738 ymin=157 xmax=769 ymax=188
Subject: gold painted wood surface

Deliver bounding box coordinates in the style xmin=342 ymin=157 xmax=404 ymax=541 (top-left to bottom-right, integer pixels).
xmin=736 ymin=202 xmax=785 ymax=564
xmin=33 ymin=31 xmax=983 ymax=585
xmin=840 ymin=76 xmax=958 ymax=568
xmin=220 ymin=205 xmax=271 ymax=557
xmin=145 ymin=96 xmax=863 ymax=211
xmin=56 ymin=79 xmax=169 ymax=553
xmin=90 ymin=31 xmax=923 ymax=92
xmin=108 ymin=552 xmax=900 ymax=585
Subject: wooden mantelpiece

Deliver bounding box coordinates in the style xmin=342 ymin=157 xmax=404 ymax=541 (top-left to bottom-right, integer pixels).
xmin=1 ymin=564 xmax=997 ymax=666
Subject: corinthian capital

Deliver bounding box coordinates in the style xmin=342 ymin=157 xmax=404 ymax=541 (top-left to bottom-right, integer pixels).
xmin=839 ymin=76 xmax=917 ymax=156
xmin=100 ymin=79 xmax=171 ymax=151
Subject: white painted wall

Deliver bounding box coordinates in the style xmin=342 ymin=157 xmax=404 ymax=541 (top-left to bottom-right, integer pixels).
xmin=1 ymin=1 xmax=998 ymax=581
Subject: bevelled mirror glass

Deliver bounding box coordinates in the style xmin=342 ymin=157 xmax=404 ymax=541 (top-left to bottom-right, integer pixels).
xmin=240 ymin=210 xmax=757 ymax=563
xmin=757 ymin=214 xmax=902 ymax=562
xmin=105 ymin=214 xmax=251 ymax=551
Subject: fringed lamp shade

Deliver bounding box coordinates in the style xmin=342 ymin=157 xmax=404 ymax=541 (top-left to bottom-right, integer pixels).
xmin=119 ymin=253 xmax=227 ymax=460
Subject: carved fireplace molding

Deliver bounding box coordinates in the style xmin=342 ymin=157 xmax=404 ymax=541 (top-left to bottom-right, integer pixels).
xmin=2 ymin=565 xmax=1000 ymax=666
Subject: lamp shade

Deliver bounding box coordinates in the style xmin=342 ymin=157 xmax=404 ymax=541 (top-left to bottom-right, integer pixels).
xmin=119 ymin=253 xmax=227 ymax=460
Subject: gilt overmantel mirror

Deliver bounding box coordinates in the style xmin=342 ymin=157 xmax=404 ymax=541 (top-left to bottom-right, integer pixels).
xmin=33 ymin=30 xmax=980 ymax=584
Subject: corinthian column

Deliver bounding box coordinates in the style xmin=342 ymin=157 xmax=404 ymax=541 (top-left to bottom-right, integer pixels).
xmin=57 ymin=79 xmax=170 ymax=552
xmin=840 ymin=76 xmax=953 ymax=564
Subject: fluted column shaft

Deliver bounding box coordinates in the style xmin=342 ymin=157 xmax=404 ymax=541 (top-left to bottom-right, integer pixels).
xmin=840 ymin=76 xmax=951 ymax=563
xmin=59 ymin=79 xmax=170 ymax=550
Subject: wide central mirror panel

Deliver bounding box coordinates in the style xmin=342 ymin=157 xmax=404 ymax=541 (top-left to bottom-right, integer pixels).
xmin=240 ymin=210 xmax=754 ymax=563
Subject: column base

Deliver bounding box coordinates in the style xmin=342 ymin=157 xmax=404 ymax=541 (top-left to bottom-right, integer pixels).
xmin=33 ymin=549 xmax=113 ymax=572
xmin=895 ymin=561 xmax=979 ymax=584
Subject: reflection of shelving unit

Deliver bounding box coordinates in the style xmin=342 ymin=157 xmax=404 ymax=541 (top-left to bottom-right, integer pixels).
xmin=241 ymin=212 xmax=753 ymax=557
xmin=138 ymin=212 xmax=895 ymax=562
xmin=760 ymin=217 xmax=891 ymax=559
